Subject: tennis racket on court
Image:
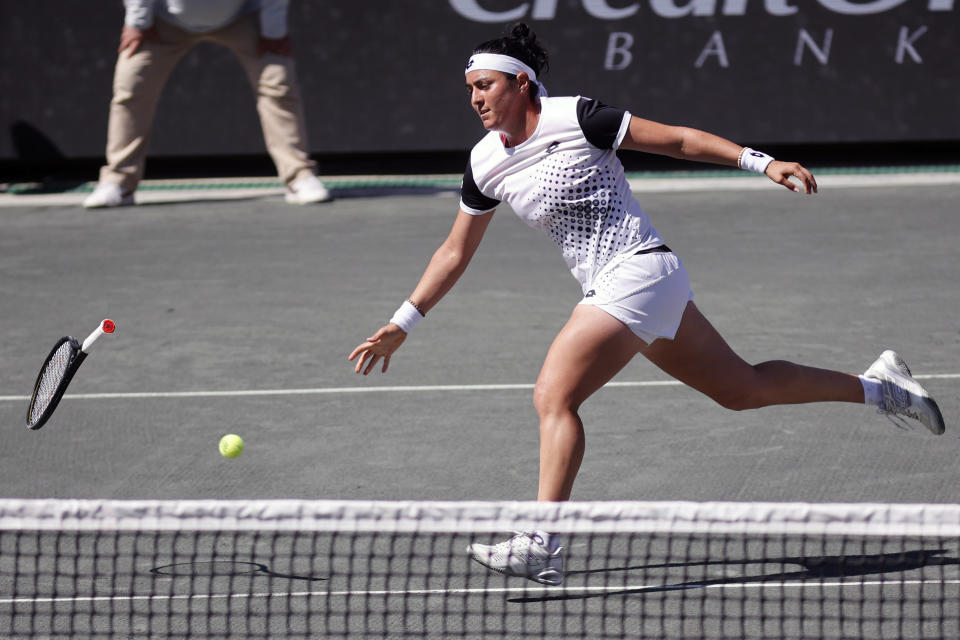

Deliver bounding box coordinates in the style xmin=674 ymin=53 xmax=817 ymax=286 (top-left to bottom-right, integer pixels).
xmin=26 ymin=319 xmax=116 ymax=430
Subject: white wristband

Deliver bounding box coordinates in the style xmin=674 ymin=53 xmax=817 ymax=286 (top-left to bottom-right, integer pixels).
xmin=738 ymin=147 xmax=775 ymax=175
xmin=389 ymin=300 xmax=424 ymax=333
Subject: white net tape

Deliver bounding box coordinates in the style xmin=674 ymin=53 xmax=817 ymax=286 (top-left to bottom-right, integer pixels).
xmin=2 ymin=499 xmax=960 ymax=537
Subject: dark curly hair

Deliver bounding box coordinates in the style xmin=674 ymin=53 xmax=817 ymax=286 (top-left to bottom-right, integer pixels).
xmin=472 ymin=23 xmax=550 ymax=99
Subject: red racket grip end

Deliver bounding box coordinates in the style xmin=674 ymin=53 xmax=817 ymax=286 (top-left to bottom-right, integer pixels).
xmin=102 ymin=319 xmax=116 ymax=334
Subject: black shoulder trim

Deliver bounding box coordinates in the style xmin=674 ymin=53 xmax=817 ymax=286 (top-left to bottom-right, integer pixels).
xmin=576 ymin=97 xmax=628 ymax=149
xmin=460 ymin=157 xmax=500 ymax=212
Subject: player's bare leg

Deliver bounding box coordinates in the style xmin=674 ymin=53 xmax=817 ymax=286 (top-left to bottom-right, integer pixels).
xmin=533 ymin=305 xmax=645 ymax=502
xmin=534 ymin=301 xmax=868 ymax=503
xmin=466 ymin=305 xmax=642 ymax=586
xmin=640 ymin=302 xmax=864 ymax=409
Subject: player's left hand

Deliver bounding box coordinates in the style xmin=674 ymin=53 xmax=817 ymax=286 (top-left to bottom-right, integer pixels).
xmin=257 ymin=36 xmax=292 ymax=57
xmin=348 ymin=324 xmax=408 ymax=375
xmin=765 ymin=160 xmax=818 ymax=194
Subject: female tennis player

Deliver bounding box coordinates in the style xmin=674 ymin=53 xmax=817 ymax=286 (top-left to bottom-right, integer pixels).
xmin=349 ymin=24 xmax=945 ymax=586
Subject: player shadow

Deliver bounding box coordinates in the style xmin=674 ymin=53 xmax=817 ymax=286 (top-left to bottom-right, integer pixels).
xmin=150 ymin=560 xmax=327 ymax=582
xmin=509 ymin=548 xmax=957 ymax=603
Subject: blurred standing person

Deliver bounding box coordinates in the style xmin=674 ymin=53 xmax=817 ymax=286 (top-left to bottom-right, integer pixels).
xmin=84 ymin=0 xmax=331 ymax=208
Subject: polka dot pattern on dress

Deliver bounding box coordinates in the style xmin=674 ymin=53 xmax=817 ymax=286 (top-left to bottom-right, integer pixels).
xmin=528 ymin=152 xmax=644 ymax=272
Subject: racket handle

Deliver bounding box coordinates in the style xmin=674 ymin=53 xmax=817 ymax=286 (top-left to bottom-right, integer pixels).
xmin=81 ymin=319 xmax=116 ymax=352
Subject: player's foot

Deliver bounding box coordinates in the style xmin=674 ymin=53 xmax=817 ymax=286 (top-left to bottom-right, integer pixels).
xmin=83 ymin=182 xmax=134 ymax=208
xmin=863 ymin=350 xmax=945 ymax=435
xmin=285 ymin=175 xmax=332 ymax=204
xmin=467 ymin=532 xmax=564 ymax=585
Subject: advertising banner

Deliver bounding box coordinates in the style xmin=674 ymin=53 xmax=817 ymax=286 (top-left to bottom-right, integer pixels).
xmin=1 ymin=0 xmax=957 ymax=160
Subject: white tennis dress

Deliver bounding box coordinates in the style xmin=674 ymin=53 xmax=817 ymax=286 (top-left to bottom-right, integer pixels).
xmin=460 ymin=96 xmax=692 ymax=343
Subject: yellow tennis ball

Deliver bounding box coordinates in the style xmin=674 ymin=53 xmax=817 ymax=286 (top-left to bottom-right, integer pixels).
xmin=219 ymin=434 xmax=244 ymax=459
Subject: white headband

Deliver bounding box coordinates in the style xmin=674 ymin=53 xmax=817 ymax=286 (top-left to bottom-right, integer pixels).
xmin=465 ymin=53 xmax=548 ymax=97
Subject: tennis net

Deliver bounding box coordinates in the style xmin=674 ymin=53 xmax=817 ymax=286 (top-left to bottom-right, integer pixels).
xmin=1 ymin=499 xmax=959 ymax=639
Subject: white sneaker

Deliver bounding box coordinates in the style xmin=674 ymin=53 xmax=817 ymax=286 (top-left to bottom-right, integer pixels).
xmin=83 ymin=183 xmax=134 ymax=208
xmin=864 ymin=350 xmax=945 ymax=435
xmin=285 ymin=175 xmax=332 ymax=204
xmin=467 ymin=532 xmax=564 ymax=585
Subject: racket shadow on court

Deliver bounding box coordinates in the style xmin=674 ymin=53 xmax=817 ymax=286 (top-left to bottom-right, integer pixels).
xmin=510 ymin=548 xmax=958 ymax=603
xmin=150 ymin=560 xmax=327 ymax=582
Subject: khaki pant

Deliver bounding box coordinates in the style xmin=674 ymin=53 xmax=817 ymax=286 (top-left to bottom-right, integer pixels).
xmin=99 ymin=13 xmax=316 ymax=192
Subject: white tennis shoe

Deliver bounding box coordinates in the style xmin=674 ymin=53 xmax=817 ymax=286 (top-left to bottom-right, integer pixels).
xmin=82 ymin=182 xmax=134 ymax=208
xmin=863 ymin=350 xmax=945 ymax=435
xmin=467 ymin=532 xmax=564 ymax=586
xmin=285 ymin=175 xmax=332 ymax=204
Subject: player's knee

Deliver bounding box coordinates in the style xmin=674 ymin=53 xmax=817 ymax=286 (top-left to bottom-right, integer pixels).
xmin=710 ymin=388 xmax=759 ymax=412
xmin=532 ymin=384 xmax=556 ymax=417
xmin=532 ymin=383 xmax=577 ymax=419
xmin=703 ymin=364 xmax=771 ymax=411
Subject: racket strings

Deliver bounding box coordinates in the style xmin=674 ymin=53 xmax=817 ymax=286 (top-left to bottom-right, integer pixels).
xmin=29 ymin=342 xmax=75 ymax=422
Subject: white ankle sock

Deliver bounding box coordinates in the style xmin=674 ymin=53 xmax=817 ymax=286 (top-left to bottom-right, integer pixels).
xmin=859 ymin=375 xmax=883 ymax=406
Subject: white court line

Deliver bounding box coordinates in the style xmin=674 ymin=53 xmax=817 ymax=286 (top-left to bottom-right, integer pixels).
xmin=3 ymin=578 xmax=960 ymax=605
xmin=0 ymin=375 xmax=958 ymax=403
xmin=0 ymin=380 xmax=671 ymax=402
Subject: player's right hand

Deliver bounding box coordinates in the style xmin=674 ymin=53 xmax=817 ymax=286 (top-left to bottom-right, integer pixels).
xmin=348 ymin=324 xmax=407 ymax=375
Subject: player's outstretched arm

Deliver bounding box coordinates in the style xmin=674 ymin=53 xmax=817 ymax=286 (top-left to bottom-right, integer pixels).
xmin=619 ymin=116 xmax=817 ymax=194
xmin=348 ymin=209 xmax=495 ymax=375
